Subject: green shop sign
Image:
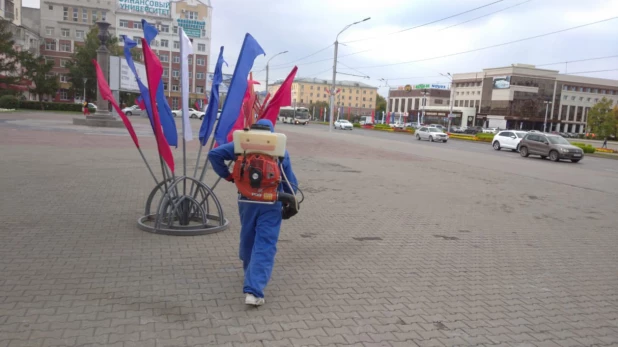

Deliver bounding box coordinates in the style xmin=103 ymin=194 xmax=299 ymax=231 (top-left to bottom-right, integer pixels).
xmin=177 ymin=19 xmax=206 ymax=38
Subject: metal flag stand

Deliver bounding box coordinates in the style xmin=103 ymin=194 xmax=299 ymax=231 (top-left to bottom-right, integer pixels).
xmin=135 ymin=26 xmax=229 ymax=236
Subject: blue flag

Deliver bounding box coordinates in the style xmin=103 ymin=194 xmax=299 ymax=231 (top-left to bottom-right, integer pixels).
xmin=141 ymin=20 xmax=178 ymax=147
xmin=122 ymin=36 xmax=154 ymax=129
xmin=199 ymin=46 xmax=227 ymax=146
xmin=214 ymin=33 xmax=265 ymax=145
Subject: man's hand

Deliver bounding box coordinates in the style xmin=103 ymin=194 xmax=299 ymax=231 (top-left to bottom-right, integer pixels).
xmin=225 ymin=174 xmax=234 ymax=183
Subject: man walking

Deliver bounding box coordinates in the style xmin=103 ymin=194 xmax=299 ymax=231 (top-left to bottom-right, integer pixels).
xmin=602 ymin=137 xmax=608 ymax=149
xmin=208 ymin=119 xmax=298 ymax=306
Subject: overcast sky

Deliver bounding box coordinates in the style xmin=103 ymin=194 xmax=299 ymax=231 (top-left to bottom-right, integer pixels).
xmin=24 ymin=0 xmax=618 ymax=96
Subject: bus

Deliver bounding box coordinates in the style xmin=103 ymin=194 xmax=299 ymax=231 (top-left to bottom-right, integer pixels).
xmin=278 ymin=107 xmax=310 ymax=125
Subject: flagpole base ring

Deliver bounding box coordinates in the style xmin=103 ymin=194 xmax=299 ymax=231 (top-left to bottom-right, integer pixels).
xmin=138 ymin=175 xmax=229 ymax=236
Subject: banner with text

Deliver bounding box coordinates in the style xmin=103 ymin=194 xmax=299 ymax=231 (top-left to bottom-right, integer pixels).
xmin=117 ymin=0 xmax=171 ymax=16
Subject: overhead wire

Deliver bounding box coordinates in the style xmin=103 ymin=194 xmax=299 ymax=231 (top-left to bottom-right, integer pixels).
xmin=342 ymin=0 xmax=506 ymax=44
xmin=438 ymin=0 xmax=533 ymax=32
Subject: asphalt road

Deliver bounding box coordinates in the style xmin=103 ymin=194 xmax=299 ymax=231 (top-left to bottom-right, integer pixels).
xmin=290 ymin=123 xmax=618 ymax=175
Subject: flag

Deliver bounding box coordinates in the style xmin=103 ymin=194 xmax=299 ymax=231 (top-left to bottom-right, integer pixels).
xmin=214 ymin=33 xmax=265 ymax=145
xmin=141 ymin=38 xmax=175 ymax=173
xmin=259 ymin=66 xmax=297 ymax=126
xmin=199 ymin=46 xmax=227 ymax=146
xmin=136 ymin=95 xmax=146 ymax=110
xmin=371 ymin=109 xmax=375 ymax=124
xmin=141 ymin=20 xmax=178 ymax=147
xmin=258 ymin=92 xmax=270 ymax=116
xmin=92 ymin=59 xmax=139 ymax=148
xmin=121 ymin=36 xmax=154 ymax=131
xmin=180 ymin=27 xmax=194 ymax=142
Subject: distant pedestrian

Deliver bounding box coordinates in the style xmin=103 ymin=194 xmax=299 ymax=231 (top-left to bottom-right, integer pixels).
xmin=83 ymin=100 xmax=90 ymax=116
xmin=602 ymin=137 xmax=608 ymax=149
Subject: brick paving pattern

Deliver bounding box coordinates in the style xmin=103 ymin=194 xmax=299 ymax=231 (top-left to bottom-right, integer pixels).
xmin=1 ymin=112 xmax=617 ymax=347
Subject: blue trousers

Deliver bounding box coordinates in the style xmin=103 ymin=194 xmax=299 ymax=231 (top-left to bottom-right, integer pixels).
xmin=238 ymin=201 xmax=282 ymax=298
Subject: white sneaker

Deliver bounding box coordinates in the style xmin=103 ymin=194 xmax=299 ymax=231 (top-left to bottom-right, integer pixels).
xmin=245 ymin=293 xmax=265 ymax=306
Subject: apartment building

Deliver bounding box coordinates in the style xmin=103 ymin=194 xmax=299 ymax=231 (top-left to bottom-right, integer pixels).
xmin=269 ymin=77 xmax=379 ymax=116
xmin=35 ymin=0 xmax=211 ymax=105
xmin=452 ymin=64 xmax=618 ymax=132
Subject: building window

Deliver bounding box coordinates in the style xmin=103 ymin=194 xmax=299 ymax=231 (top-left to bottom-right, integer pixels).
xmin=464 ymin=100 xmax=469 ymax=107
xmin=49 ymin=4 xmax=53 ymax=10
xmin=196 ymin=72 xmax=204 ymax=79
xmin=172 ymin=97 xmax=179 ymax=109
xmin=563 ymin=95 xmax=568 ymax=100
xmin=188 ymin=57 xmax=192 ymax=64
xmin=60 ymin=42 xmax=71 ymax=52
xmin=196 ymin=86 xmax=204 ymax=93
xmin=160 ymin=54 xmax=169 ymax=62
xmin=173 ymin=26 xmax=178 ymax=34
xmin=163 ymin=68 xmax=169 ymax=77
xmin=60 ymin=59 xmax=69 ymax=67
xmin=45 ymin=41 xmax=56 ymax=51
xmin=187 ymin=11 xmax=198 ymax=20
xmin=173 ymin=41 xmax=180 ymax=49
xmin=60 ymin=75 xmax=68 ymax=83
xmin=571 ymin=96 xmax=575 ymax=101
xmin=73 ymin=8 xmax=78 ymax=21
xmin=61 ymin=28 xmax=70 ymax=37
xmin=133 ymin=22 xmax=142 ymax=29
xmin=160 ymin=25 xmax=169 ymax=33
xmin=119 ymin=20 xmax=128 ymax=28
xmin=173 ymin=70 xmax=179 ymax=77
xmin=435 ymin=99 xmax=443 ymax=104
xmin=163 ymin=83 xmax=168 ymax=90
xmin=197 ymin=43 xmax=206 ymax=52
xmin=172 ymin=85 xmax=179 ymax=91
xmin=82 ymin=9 xmax=87 ymax=23
xmin=60 ymin=89 xmax=69 ymax=100
xmin=173 ymin=55 xmax=180 ymax=63
xmin=92 ymin=11 xmax=97 ymax=23
xmin=133 ymin=36 xmax=141 ymax=45
xmin=76 ymin=30 xmax=84 ymax=39
xmin=196 ymin=58 xmax=205 ymax=66
xmin=160 ymin=39 xmax=169 ymax=48
xmin=46 ymin=27 xmax=54 ymax=36
xmin=45 ymin=57 xmax=54 ymax=65
xmin=63 ymin=7 xmax=68 ymax=20
xmin=101 ymin=12 xmax=106 ymax=21
xmin=201 ymin=29 xmax=206 ymax=37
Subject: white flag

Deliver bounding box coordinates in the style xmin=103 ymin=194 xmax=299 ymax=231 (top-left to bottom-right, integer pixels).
xmin=180 ymin=27 xmax=194 ymax=141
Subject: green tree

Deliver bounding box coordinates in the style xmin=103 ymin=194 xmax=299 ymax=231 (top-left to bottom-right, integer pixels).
xmin=587 ymin=97 xmax=617 ymax=137
xmin=0 ymin=19 xmax=21 ymax=96
xmin=376 ymin=93 xmax=387 ymax=113
xmin=66 ymin=26 xmax=122 ymax=101
xmin=308 ymin=101 xmax=329 ymax=118
xmin=21 ymin=53 xmax=59 ymax=104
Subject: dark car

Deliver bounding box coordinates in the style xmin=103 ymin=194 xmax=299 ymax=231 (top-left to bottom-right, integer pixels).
xmin=464 ymin=126 xmax=483 ymax=134
xmin=518 ymin=133 xmax=584 ymax=163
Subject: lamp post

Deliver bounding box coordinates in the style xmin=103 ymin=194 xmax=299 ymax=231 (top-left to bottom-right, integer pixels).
xmin=419 ymin=89 xmax=428 ymax=127
xmin=329 ymin=17 xmax=370 ymax=132
xmin=82 ymin=78 xmax=88 ymax=103
xmin=94 ymin=21 xmax=111 ymax=118
xmin=543 ymin=100 xmax=552 ymax=133
xmin=441 ymin=73 xmax=454 ymax=132
xmin=265 ymin=50 xmax=288 ymax=94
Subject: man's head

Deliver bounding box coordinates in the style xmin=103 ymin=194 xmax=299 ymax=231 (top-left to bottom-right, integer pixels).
xmin=251 ymin=119 xmax=274 ymax=133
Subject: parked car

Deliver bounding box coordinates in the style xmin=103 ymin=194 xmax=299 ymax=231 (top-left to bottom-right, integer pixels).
xmin=449 ymin=126 xmax=463 ymax=133
xmin=416 ymin=127 xmax=449 ymax=143
xmin=198 ymin=110 xmax=222 ymax=120
xmin=171 ymin=108 xmax=204 ymax=118
xmin=492 ymin=130 xmax=528 ymax=152
xmin=334 ymin=119 xmax=353 ymax=130
xmin=464 ymin=126 xmax=483 ymax=134
xmin=518 ymin=133 xmax=584 ymax=163
xmin=483 ymin=127 xmax=499 ymax=134
xmin=121 ymin=105 xmax=143 ymax=116
xmin=389 ymin=122 xmax=404 ymax=129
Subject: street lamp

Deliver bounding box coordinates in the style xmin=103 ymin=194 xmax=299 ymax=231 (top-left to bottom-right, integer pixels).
xmin=265 ymin=50 xmax=288 ymax=94
xmin=543 ymin=100 xmax=553 ymax=133
xmin=82 ymin=78 xmax=87 ymax=103
xmin=441 ymin=73 xmax=454 ymax=132
xmin=418 ymin=89 xmax=428 ymax=127
xmin=329 ymin=17 xmax=371 ymax=132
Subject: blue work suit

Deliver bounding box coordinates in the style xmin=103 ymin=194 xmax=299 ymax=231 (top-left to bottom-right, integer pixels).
xmin=208 ymin=120 xmax=297 ymax=298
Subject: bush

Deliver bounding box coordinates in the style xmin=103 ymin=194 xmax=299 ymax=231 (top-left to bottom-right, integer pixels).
xmin=474 ymin=133 xmax=495 ymax=142
xmin=0 ymin=95 xmax=19 ymax=109
xmin=353 ymin=123 xmax=361 ymax=128
xmin=572 ymin=142 xmax=596 ymax=153
xmin=18 ymin=101 xmax=83 ymax=112
xmin=374 ymin=124 xmax=391 ymax=130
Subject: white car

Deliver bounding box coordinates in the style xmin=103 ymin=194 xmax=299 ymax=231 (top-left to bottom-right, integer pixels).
xmin=416 ymin=127 xmax=449 ymax=142
xmin=198 ymin=110 xmax=222 ymax=120
xmin=121 ymin=105 xmax=143 ymax=116
xmin=492 ymin=130 xmax=528 ymax=152
xmin=389 ymin=122 xmax=404 ymax=129
xmin=483 ymin=127 xmax=499 ymax=134
xmin=172 ymin=108 xmax=204 ymax=118
xmin=334 ymin=119 xmax=353 ymax=130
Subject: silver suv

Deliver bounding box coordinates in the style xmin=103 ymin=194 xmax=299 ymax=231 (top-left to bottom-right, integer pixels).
xmin=519 ymin=133 xmax=584 ymax=163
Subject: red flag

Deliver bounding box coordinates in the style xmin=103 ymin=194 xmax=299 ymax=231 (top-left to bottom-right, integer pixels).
xmin=259 ymin=66 xmax=298 ymax=126
xmin=136 ymin=96 xmax=146 ymax=110
xmin=371 ymin=109 xmax=375 ymax=124
xmin=226 ymin=82 xmax=257 ymax=143
xmin=194 ymin=101 xmax=200 ymax=110
xmin=347 ymin=107 xmax=351 ymax=120
xmin=259 ymin=93 xmax=271 ymax=116
xmin=141 ymin=38 xmax=175 ymax=173
xmin=92 ymin=59 xmax=139 ymax=148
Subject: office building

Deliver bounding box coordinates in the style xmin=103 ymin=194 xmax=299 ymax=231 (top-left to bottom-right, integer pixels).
xmin=452 ymin=64 xmax=618 ymax=133
xmin=269 ymin=77 xmax=379 ymax=116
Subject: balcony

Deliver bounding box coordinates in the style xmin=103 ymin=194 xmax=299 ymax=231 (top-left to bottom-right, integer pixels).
xmin=4 ymin=0 xmax=15 ymax=20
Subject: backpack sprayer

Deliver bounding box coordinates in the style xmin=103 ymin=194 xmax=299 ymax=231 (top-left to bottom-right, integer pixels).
xmin=231 ymin=123 xmax=302 ymax=219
